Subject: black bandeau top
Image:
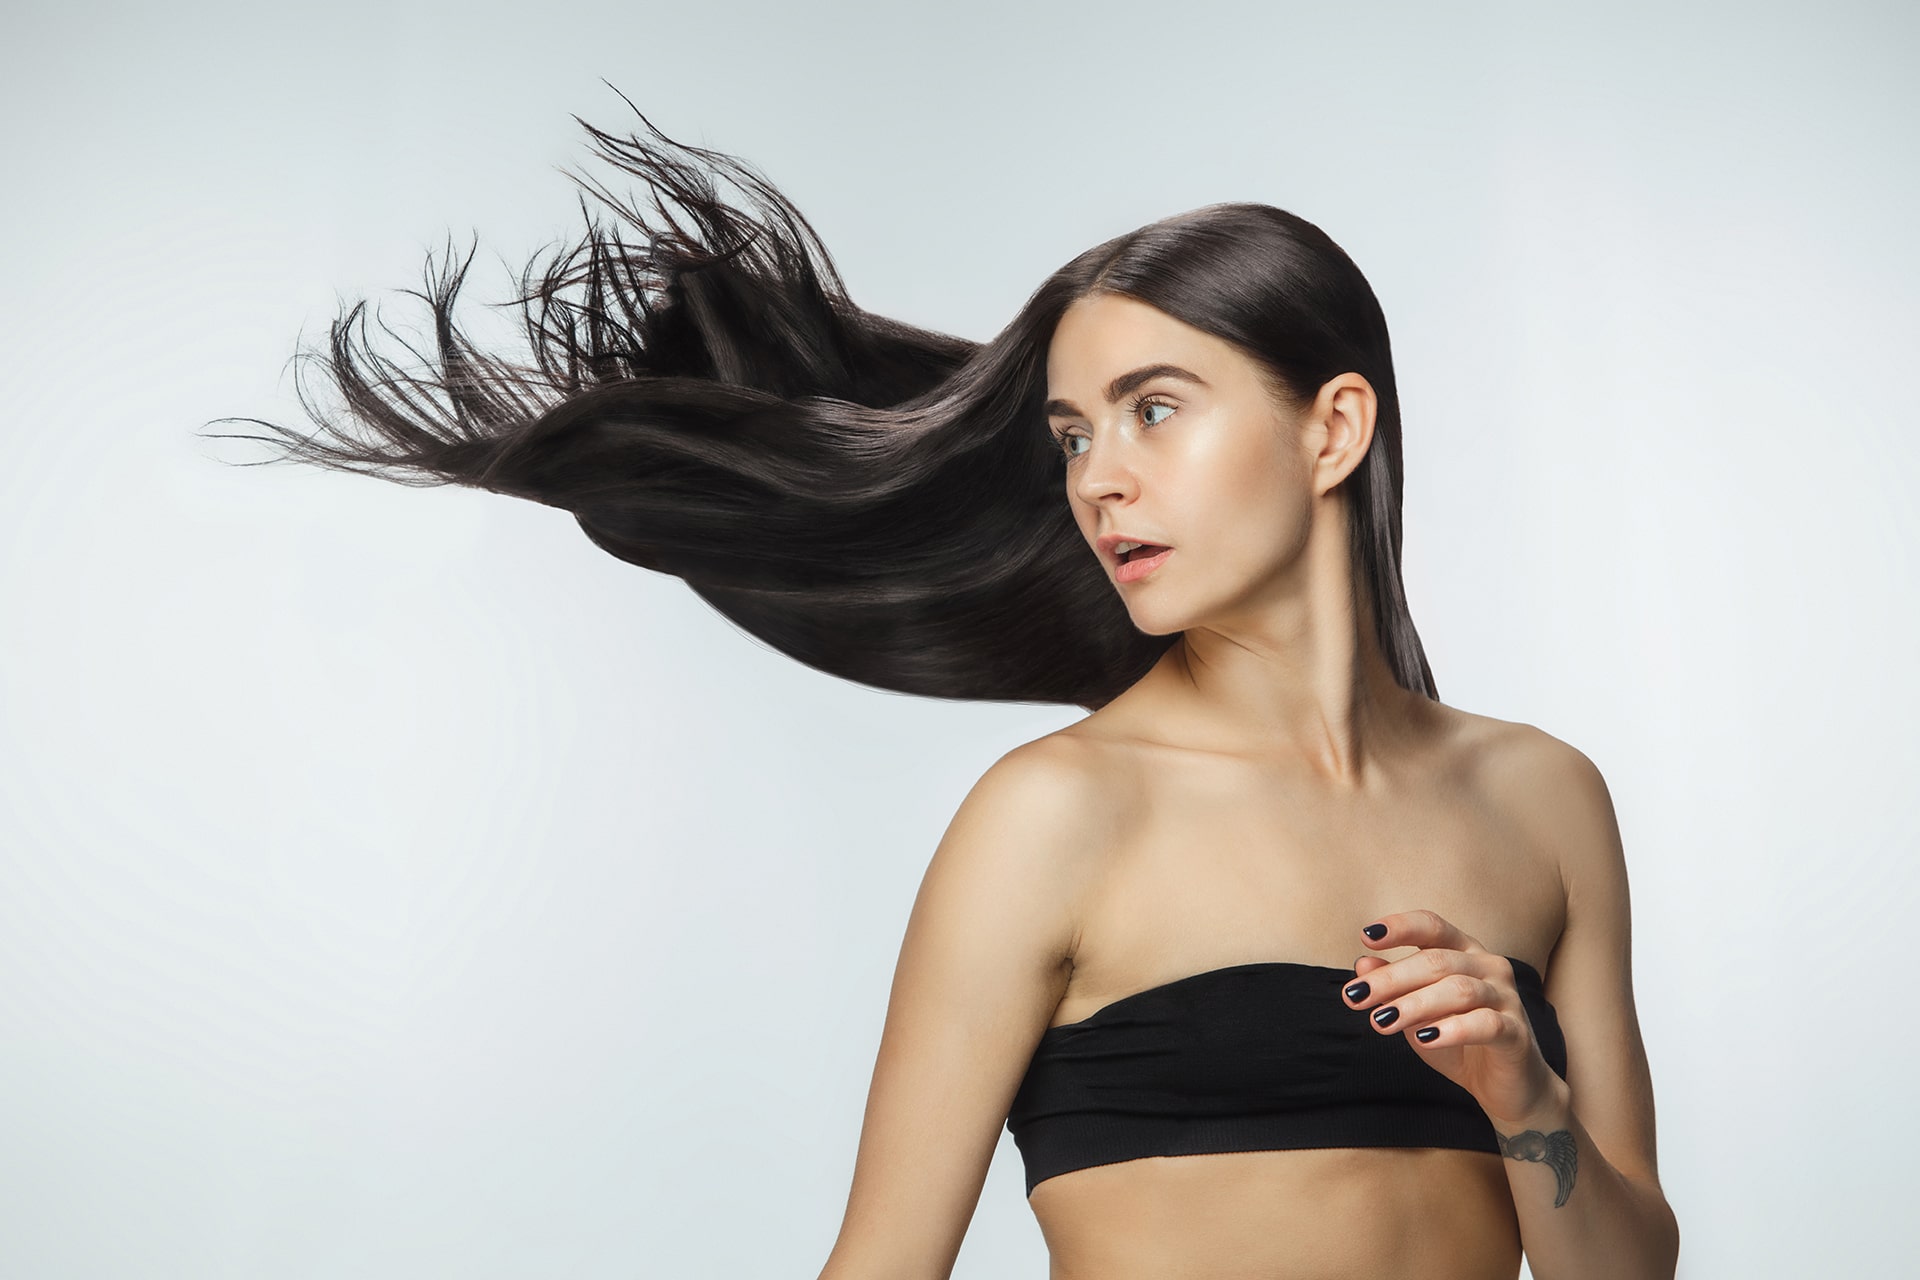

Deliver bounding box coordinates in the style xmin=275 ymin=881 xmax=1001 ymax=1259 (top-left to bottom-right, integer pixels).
xmin=1004 ymin=955 xmax=1566 ymax=1197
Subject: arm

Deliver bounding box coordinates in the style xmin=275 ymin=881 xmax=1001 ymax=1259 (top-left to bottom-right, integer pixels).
xmin=1496 ymin=733 xmax=1680 ymax=1280
xmin=817 ymin=736 xmax=1103 ymax=1280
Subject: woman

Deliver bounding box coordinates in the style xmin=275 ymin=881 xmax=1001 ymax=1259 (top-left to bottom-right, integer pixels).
xmin=209 ymin=97 xmax=1681 ymax=1279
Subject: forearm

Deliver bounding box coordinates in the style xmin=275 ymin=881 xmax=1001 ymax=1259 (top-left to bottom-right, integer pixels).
xmin=1488 ymin=1078 xmax=1679 ymax=1280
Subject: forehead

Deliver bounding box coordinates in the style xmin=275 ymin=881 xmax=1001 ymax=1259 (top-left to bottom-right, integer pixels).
xmin=1046 ymin=293 xmax=1225 ymax=389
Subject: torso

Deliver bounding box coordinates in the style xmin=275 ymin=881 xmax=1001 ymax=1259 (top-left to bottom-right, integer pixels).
xmin=1023 ymin=693 xmax=1569 ymax=1280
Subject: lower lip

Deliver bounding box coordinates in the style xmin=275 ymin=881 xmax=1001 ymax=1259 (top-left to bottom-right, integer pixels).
xmin=1115 ymin=547 xmax=1173 ymax=583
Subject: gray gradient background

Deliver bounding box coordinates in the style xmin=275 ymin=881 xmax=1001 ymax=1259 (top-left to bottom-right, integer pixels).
xmin=2 ymin=2 xmax=1912 ymax=1277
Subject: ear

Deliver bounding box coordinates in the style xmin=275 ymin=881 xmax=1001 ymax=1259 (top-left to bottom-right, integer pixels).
xmin=1309 ymin=374 xmax=1377 ymax=496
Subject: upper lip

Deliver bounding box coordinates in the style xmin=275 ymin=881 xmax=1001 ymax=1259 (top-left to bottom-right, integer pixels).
xmin=1096 ymin=533 xmax=1173 ymax=565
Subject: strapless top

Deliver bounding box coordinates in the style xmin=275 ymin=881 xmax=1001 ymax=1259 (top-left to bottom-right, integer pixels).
xmin=1003 ymin=956 xmax=1566 ymax=1196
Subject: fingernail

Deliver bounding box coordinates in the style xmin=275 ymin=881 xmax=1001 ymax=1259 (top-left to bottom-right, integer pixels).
xmin=1371 ymin=1005 xmax=1399 ymax=1027
xmin=1343 ymin=981 xmax=1369 ymax=1002
xmin=1363 ymin=923 xmax=1387 ymax=941
xmin=1415 ymin=1027 xmax=1439 ymax=1043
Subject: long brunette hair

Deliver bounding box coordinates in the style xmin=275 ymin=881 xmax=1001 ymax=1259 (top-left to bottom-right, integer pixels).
xmin=205 ymin=91 xmax=1434 ymax=712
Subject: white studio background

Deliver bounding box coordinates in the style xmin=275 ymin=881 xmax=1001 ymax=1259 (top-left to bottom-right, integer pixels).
xmin=2 ymin=2 xmax=1913 ymax=1277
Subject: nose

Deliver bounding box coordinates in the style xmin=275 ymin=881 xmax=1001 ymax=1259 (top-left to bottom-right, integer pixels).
xmin=1070 ymin=431 xmax=1142 ymax=507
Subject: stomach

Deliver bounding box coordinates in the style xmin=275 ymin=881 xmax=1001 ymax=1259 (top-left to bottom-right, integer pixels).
xmin=1028 ymin=1145 xmax=1522 ymax=1280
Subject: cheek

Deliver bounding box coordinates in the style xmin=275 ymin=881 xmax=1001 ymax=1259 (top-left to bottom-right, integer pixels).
xmin=1183 ymin=422 xmax=1291 ymax=523
xmin=1178 ymin=430 xmax=1309 ymax=582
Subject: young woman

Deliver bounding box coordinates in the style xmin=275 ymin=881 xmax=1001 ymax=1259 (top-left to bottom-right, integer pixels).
xmin=210 ymin=97 xmax=1680 ymax=1280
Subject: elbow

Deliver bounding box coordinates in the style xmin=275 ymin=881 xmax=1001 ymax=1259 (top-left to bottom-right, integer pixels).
xmin=1633 ymin=1179 xmax=1681 ymax=1280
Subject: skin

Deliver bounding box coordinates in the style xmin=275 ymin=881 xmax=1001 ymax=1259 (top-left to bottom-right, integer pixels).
xmin=1030 ymin=294 xmax=1660 ymax=1276
xmin=819 ymin=292 xmax=1674 ymax=1280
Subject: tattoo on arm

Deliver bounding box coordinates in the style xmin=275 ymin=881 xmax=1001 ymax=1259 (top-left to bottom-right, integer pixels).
xmin=1494 ymin=1126 xmax=1579 ymax=1208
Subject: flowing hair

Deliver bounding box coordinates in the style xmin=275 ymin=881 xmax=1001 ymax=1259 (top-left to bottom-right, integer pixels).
xmin=203 ymin=89 xmax=1435 ymax=712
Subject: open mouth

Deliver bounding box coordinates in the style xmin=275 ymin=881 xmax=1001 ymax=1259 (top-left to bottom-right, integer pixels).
xmin=1114 ymin=544 xmax=1174 ymax=583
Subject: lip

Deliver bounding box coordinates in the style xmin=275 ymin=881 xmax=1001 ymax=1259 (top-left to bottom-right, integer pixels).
xmin=1096 ymin=532 xmax=1174 ymax=565
xmin=1115 ymin=545 xmax=1173 ymax=583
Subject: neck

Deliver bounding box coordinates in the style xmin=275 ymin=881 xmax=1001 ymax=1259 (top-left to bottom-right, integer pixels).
xmin=1127 ymin=575 xmax=1422 ymax=788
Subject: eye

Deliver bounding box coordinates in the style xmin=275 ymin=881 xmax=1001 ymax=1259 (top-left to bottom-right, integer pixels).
xmin=1131 ymin=395 xmax=1176 ymax=428
xmin=1047 ymin=395 xmax=1178 ymax=461
xmin=1046 ymin=426 xmax=1087 ymax=460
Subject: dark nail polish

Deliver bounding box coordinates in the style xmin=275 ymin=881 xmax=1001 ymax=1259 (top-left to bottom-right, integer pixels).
xmin=1344 ymin=981 xmax=1369 ymax=1002
xmin=1415 ymin=1027 xmax=1439 ymax=1043
xmin=1371 ymin=1005 xmax=1399 ymax=1027
xmin=1363 ymin=923 xmax=1387 ymax=941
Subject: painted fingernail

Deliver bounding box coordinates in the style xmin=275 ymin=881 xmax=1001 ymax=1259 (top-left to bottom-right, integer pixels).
xmin=1363 ymin=923 xmax=1387 ymax=941
xmin=1372 ymin=1005 xmax=1399 ymax=1027
xmin=1344 ymin=981 xmax=1369 ymax=1002
xmin=1415 ymin=1027 xmax=1439 ymax=1043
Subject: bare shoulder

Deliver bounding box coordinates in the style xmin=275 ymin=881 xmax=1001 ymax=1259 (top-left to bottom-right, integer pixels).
xmin=1434 ymin=707 xmax=1616 ymax=885
xmin=951 ymin=730 xmax=1122 ymax=959
xmin=978 ymin=726 xmax=1112 ymax=797
xmin=1487 ymin=715 xmax=1609 ymax=800
xmin=1427 ymin=702 xmax=1587 ymax=778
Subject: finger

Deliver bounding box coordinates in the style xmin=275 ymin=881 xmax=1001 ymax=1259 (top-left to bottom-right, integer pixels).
xmin=1340 ymin=954 xmax=1391 ymax=1008
xmin=1345 ymin=947 xmax=1509 ymax=1012
xmin=1365 ymin=970 xmax=1499 ymax=1037
xmin=1406 ymin=1004 xmax=1507 ymax=1051
xmin=1342 ymin=950 xmax=1441 ymax=1010
xmin=1360 ymin=909 xmax=1485 ymax=958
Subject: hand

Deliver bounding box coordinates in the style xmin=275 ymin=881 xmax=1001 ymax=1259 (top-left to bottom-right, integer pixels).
xmin=1341 ymin=909 xmax=1566 ymax=1126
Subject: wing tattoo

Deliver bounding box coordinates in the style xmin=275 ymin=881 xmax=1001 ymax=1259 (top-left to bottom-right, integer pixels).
xmin=1495 ymin=1126 xmax=1579 ymax=1208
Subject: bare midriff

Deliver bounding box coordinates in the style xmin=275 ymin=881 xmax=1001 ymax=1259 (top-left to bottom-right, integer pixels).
xmin=1030 ymin=1145 xmax=1521 ymax=1280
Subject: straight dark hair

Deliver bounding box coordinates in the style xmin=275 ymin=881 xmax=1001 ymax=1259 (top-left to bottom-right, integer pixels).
xmin=205 ymin=92 xmax=1434 ymax=712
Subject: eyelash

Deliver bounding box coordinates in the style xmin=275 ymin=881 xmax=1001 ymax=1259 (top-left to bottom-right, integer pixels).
xmin=1049 ymin=394 xmax=1176 ymax=460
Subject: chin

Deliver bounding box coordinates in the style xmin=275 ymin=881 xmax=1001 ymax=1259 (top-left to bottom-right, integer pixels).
xmin=1120 ymin=606 xmax=1193 ymax=638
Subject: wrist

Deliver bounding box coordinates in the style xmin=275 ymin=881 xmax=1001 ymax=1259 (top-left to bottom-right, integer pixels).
xmin=1486 ymin=1071 xmax=1573 ymax=1135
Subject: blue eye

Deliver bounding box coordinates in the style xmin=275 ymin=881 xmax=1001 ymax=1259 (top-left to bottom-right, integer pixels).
xmin=1137 ymin=398 xmax=1175 ymax=427
xmin=1048 ymin=394 xmax=1177 ymax=460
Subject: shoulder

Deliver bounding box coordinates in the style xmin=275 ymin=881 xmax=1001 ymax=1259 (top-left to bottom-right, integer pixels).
xmin=963 ymin=729 xmax=1112 ymax=829
xmin=1450 ymin=710 xmax=1622 ymax=907
xmin=1459 ymin=712 xmax=1610 ymax=808
xmin=969 ymin=728 xmax=1129 ymax=855
xmin=936 ymin=730 xmax=1122 ymax=964
xmin=1499 ymin=718 xmax=1614 ymax=834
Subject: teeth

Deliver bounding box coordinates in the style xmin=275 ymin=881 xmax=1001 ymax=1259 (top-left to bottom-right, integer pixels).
xmin=1116 ymin=541 xmax=1142 ymax=555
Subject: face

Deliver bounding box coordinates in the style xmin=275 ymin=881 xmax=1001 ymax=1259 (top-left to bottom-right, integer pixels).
xmin=1043 ymin=292 xmax=1325 ymax=635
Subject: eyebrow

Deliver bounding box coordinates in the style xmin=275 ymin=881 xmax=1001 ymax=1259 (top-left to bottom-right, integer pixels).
xmin=1044 ymin=363 xmax=1209 ymax=420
